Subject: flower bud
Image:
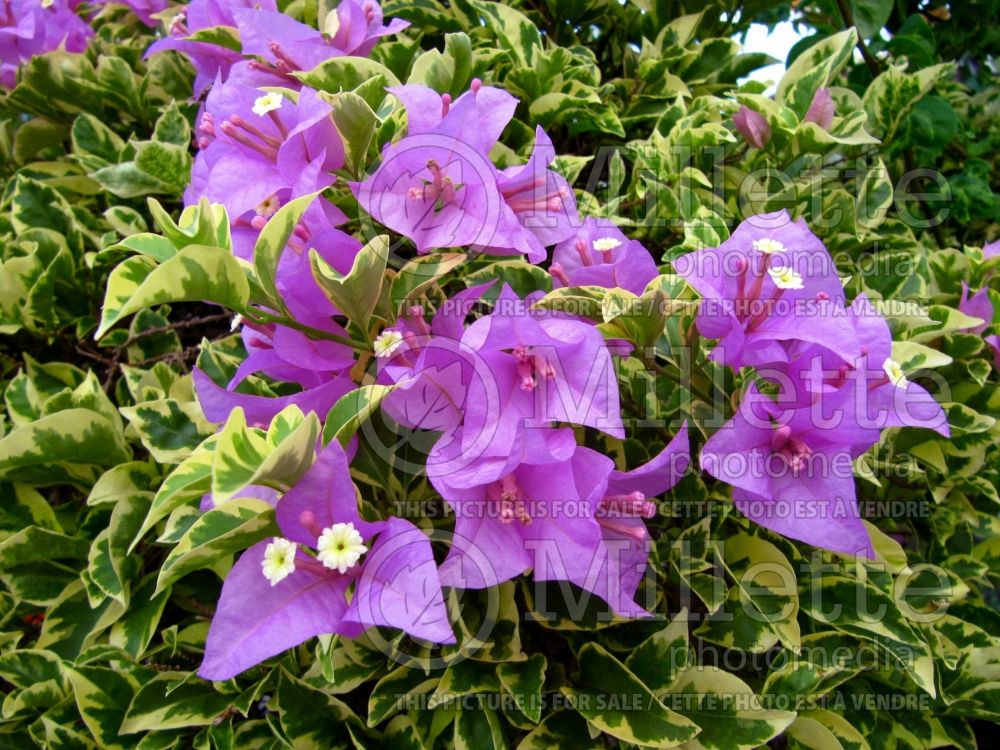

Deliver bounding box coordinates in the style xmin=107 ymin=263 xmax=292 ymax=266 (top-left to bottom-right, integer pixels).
xmin=803 ymin=87 xmax=834 ymax=130
xmin=733 ymin=106 xmax=771 ymax=149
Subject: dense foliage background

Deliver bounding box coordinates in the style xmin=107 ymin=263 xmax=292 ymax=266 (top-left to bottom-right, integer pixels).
xmin=1 ymin=0 xmax=998 ymax=748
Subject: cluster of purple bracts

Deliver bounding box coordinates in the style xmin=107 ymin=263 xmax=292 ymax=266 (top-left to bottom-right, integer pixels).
xmin=1 ymin=0 xmax=93 ymax=88
xmin=1 ymin=0 xmax=179 ymax=90
xmin=676 ymin=212 xmax=951 ymax=557
xmin=159 ymin=0 xmax=676 ymax=681
xmin=146 ymin=0 xmax=406 ymax=96
xmin=150 ymin=0 xmax=969 ymax=681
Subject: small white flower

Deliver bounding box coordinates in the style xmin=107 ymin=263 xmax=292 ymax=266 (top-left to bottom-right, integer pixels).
xmin=317 ymin=523 xmax=368 ymax=574
xmin=255 ymin=194 xmax=281 ymax=218
xmin=374 ymin=329 xmax=404 ymax=359
xmin=592 ymin=237 xmax=622 ymax=253
xmin=753 ymin=238 xmax=786 ymax=254
xmin=252 ymin=92 xmax=284 ymax=117
xmin=882 ymin=358 xmax=909 ymax=388
xmin=261 ymin=537 xmax=297 ymax=585
xmin=767 ymin=266 xmax=804 ymax=290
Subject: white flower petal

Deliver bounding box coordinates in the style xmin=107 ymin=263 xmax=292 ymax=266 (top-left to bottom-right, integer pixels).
xmin=252 ymin=92 xmax=284 ymax=117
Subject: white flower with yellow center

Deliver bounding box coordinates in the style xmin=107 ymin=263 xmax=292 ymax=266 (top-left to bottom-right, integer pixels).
xmin=767 ymin=266 xmax=804 ymax=290
xmin=252 ymin=92 xmax=284 ymax=117
xmin=753 ymin=238 xmax=786 ymax=254
xmin=593 ymin=237 xmax=622 ymax=253
xmin=255 ymin=194 xmax=281 ymax=218
xmin=374 ymin=329 xmax=404 ymax=359
xmin=317 ymin=523 xmax=368 ymax=574
xmin=882 ymin=358 xmax=909 ymax=388
xmin=261 ymin=537 xmax=297 ymax=585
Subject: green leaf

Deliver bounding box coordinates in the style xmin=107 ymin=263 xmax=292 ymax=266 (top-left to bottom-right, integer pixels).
xmin=801 ymin=574 xmax=935 ymax=696
xmin=310 ymin=234 xmax=389 ymax=327
xmin=9 ymin=175 xmax=83 ymax=251
xmin=0 ymin=409 xmax=129 ymax=487
xmin=466 ymin=0 xmax=541 ymax=67
xmin=784 ymin=715 xmax=848 ymax=750
xmin=761 ymin=632 xmax=864 ymax=711
xmin=516 ymin=710 xmax=604 ymax=749
xmin=851 ymin=0 xmax=893 ymax=40
xmin=563 ymin=643 xmax=699 ymax=747
xmin=891 ymin=340 xmax=953 ymax=372
xmin=92 ymin=141 xmax=191 ymax=198
xmin=368 ymin=664 xmax=440 ymax=726
xmin=275 ymin=669 xmax=360 ymax=749
xmin=85 ymin=495 xmax=150 ymax=606
xmin=251 ymin=191 xmax=322 ymax=307
xmin=295 ymin=57 xmax=401 ymax=94
xmin=429 ymin=660 xmax=501 ymax=708
xmin=862 ymin=62 xmax=953 ymax=140
xmin=91 ymin=162 xmax=169 ymax=197
xmin=390 ymin=253 xmax=466 ymax=315
xmin=454 ymin=706 xmax=505 ymax=750
xmin=147 ymin=197 xmax=231 ymax=252
xmin=408 ymin=32 xmax=474 ymax=95
xmin=326 ymin=91 xmax=379 ymax=176
xmin=323 ymin=384 xmax=396 ymax=447
xmin=120 ymin=399 xmax=215 ymax=465
xmin=382 ymin=714 xmax=426 ymax=750
xmin=120 ymin=674 xmax=235 ymax=734
xmin=624 ymin=609 xmax=690 ymax=693
xmin=856 ymin=158 xmax=893 ymax=236
xmin=109 ymin=576 xmax=169 ymax=659
xmin=0 ymin=649 xmax=66 ymax=689
xmin=497 ymin=653 xmax=546 ymax=723
xmin=70 ymin=112 xmax=125 ymax=164
xmin=903 ymin=95 xmax=959 ymax=152
xmin=464 ymin=261 xmax=552 ymax=299
xmin=132 ymin=140 xmax=192 ymax=192
xmin=131 ymin=437 xmax=217 ymax=550
xmin=665 ymin=666 xmax=797 ymax=749
xmin=211 ymin=406 xmax=320 ymax=504
xmin=0 ymin=527 xmax=88 ymax=567
xmin=98 ymin=245 xmax=250 ymax=338
xmin=698 ymin=534 xmax=801 ymax=652
xmin=153 ymin=103 xmax=193 ymax=147
xmin=155 ymin=497 xmax=278 ymax=594
xmin=36 ymin=580 xmax=125 ymax=659
xmin=64 ymin=665 xmax=138 ymax=750
xmin=184 ymin=25 xmax=241 ymax=51
xmin=14 ymin=118 xmax=68 ymax=163
xmin=799 ymin=709 xmax=871 ymax=750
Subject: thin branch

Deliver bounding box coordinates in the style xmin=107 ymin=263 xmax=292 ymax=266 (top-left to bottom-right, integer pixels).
xmin=834 ymin=0 xmax=882 ymax=77
xmin=119 ymin=312 xmax=233 ymax=349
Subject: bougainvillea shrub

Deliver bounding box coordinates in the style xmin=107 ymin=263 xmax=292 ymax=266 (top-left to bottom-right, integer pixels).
xmin=1 ymin=0 xmax=999 ymax=747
